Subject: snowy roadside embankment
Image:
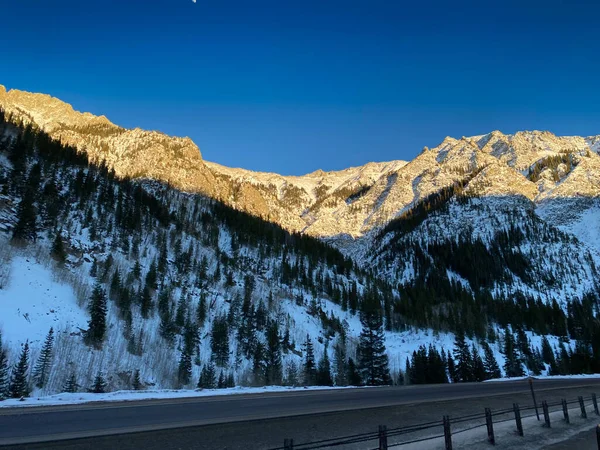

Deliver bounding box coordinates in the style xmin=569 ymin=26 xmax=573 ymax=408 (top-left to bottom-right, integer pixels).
xmin=485 ymin=374 xmax=600 ymax=383
xmin=0 ymin=385 xmax=363 ymax=408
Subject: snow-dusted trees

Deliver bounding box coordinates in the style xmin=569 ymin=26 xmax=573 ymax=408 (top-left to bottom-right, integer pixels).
xmin=356 ymin=295 xmax=391 ymax=386
xmin=63 ymin=373 xmax=79 ymax=393
xmin=33 ymin=327 xmax=54 ymax=389
xmin=8 ymin=342 xmax=30 ymax=398
xmin=86 ymin=283 xmax=107 ymax=348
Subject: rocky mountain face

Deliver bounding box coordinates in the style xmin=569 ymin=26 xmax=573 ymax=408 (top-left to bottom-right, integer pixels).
xmin=3 ymin=84 xmax=600 ymax=261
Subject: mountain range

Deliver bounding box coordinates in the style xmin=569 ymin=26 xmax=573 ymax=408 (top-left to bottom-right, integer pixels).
xmin=1 ymin=84 xmax=600 ymax=395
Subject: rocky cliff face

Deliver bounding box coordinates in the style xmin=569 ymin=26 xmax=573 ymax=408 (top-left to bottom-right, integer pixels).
xmin=3 ymin=84 xmax=600 ymax=251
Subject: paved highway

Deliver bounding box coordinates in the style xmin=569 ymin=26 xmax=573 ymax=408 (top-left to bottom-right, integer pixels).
xmin=1 ymin=378 xmax=600 ymax=446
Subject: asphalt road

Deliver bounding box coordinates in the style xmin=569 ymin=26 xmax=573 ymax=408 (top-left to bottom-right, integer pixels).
xmin=1 ymin=378 xmax=600 ymax=447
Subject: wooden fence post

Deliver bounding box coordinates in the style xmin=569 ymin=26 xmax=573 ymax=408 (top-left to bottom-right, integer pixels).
xmin=596 ymin=424 xmax=600 ymax=449
xmin=443 ymin=415 xmax=453 ymax=450
xmin=284 ymin=438 xmax=294 ymax=450
xmin=562 ymin=399 xmax=570 ymax=424
xmin=485 ymin=407 xmax=495 ymax=445
xmin=580 ymin=396 xmax=588 ymax=419
xmin=378 ymin=425 xmax=388 ymax=450
xmin=593 ymin=393 xmax=599 ymax=416
xmin=542 ymin=400 xmax=551 ymax=428
xmin=513 ymin=403 xmax=524 ymax=437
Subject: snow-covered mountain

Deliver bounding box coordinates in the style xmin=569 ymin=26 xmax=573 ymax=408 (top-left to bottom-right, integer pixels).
xmin=4 ymin=84 xmax=600 ymax=250
xmin=1 ymin=84 xmax=600 ymax=397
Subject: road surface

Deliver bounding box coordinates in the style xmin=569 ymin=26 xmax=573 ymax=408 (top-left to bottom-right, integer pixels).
xmin=1 ymin=378 xmax=600 ymax=448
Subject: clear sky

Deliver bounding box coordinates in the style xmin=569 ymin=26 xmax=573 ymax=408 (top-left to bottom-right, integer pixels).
xmin=1 ymin=0 xmax=599 ymax=175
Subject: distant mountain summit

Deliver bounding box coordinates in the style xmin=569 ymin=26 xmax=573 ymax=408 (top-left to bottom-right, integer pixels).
xmin=2 ymin=84 xmax=600 ymax=249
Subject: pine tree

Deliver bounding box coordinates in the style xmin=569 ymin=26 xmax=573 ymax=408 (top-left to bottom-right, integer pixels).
xmin=140 ymin=285 xmax=153 ymax=319
xmin=198 ymin=363 xmax=217 ymax=389
xmin=471 ymin=345 xmax=486 ymax=382
xmin=541 ymin=336 xmax=556 ymax=366
xmin=51 ymin=230 xmax=66 ymax=263
xmin=333 ymin=336 xmax=348 ymax=386
xmin=285 ymin=360 xmax=299 ymax=387
xmin=302 ymin=334 xmax=317 ymax=386
xmin=265 ymin=321 xmax=283 ymax=385
xmin=33 ymin=327 xmax=54 ymax=389
xmin=177 ymin=346 xmax=192 ymax=386
xmin=90 ymin=372 xmax=107 ymax=393
xmin=0 ymin=332 xmax=9 ymax=399
xmin=447 ymin=350 xmax=457 ymax=383
xmin=132 ymin=369 xmax=142 ymax=390
xmin=211 ymin=315 xmax=230 ymax=368
xmin=8 ymin=342 xmax=30 ymax=398
xmin=63 ymin=372 xmax=79 ymax=393
xmin=12 ymin=188 xmax=37 ymax=242
xmin=316 ymin=344 xmax=333 ymax=386
xmin=86 ymin=283 xmax=107 ymax=348
xmin=453 ymin=330 xmax=473 ymax=382
xmin=481 ymin=341 xmax=501 ymax=380
xmin=217 ymin=370 xmax=226 ymax=389
xmin=356 ymin=296 xmax=391 ymax=386
xmin=502 ymin=329 xmax=525 ymax=378
xmin=347 ymin=357 xmax=362 ymax=386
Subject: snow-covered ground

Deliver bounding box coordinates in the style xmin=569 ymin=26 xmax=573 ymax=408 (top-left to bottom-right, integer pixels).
xmin=0 ymin=255 xmax=87 ymax=351
xmin=0 ymin=385 xmax=362 ymax=408
xmin=485 ymin=373 xmax=600 ymax=383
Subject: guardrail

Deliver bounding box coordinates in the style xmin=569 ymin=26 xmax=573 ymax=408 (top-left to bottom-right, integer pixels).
xmin=267 ymin=391 xmax=600 ymax=450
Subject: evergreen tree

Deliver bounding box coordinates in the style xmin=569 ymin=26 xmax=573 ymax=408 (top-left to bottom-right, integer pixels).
xmin=0 ymin=333 xmax=9 ymax=399
xmin=471 ymin=345 xmax=486 ymax=382
xmin=51 ymin=230 xmax=66 ymax=263
xmin=347 ymin=357 xmax=362 ymax=386
xmin=452 ymin=330 xmax=473 ymax=382
xmin=90 ymin=372 xmax=107 ymax=393
xmin=217 ymin=371 xmax=226 ymax=389
xmin=316 ymin=344 xmax=333 ymax=386
xmin=265 ymin=321 xmax=283 ymax=385
xmin=198 ymin=363 xmax=217 ymax=389
xmin=211 ymin=315 xmax=230 ymax=368
xmin=177 ymin=346 xmax=192 ymax=386
xmin=140 ymin=286 xmax=153 ymax=319
xmin=541 ymin=336 xmax=556 ymax=366
xmin=303 ymin=334 xmax=317 ymax=386
xmin=86 ymin=283 xmax=107 ymax=348
xmin=8 ymin=342 xmax=30 ymax=398
xmin=481 ymin=341 xmax=501 ymax=380
xmin=502 ymin=329 xmax=525 ymax=377
xmin=285 ymin=360 xmax=299 ymax=386
xmin=333 ymin=336 xmax=348 ymax=386
xmin=132 ymin=369 xmax=142 ymax=390
xmin=447 ymin=350 xmax=457 ymax=383
xmin=33 ymin=327 xmax=54 ymax=389
xmin=12 ymin=188 xmax=37 ymax=242
xmin=63 ymin=372 xmax=79 ymax=393
xmin=356 ymin=296 xmax=391 ymax=386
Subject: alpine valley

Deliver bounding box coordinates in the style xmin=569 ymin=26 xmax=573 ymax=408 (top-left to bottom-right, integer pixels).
xmin=0 ymin=84 xmax=599 ymax=398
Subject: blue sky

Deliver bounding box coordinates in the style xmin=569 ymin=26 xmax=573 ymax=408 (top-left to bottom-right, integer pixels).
xmin=1 ymin=0 xmax=599 ymax=175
